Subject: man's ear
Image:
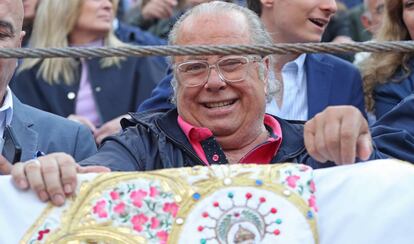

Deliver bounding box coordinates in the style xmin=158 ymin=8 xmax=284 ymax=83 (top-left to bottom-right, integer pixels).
xmin=262 ymin=56 xmax=271 ymax=94
xmin=260 ymin=0 xmax=274 ymax=8
xmin=18 ymin=31 xmax=26 ymax=48
xmin=263 ymin=55 xmax=270 ymax=78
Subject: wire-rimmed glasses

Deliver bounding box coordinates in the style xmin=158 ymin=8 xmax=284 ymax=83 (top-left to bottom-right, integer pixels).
xmin=175 ymin=55 xmax=263 ymax=87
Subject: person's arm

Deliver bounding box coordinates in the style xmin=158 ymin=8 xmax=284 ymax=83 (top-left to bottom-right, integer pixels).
xmin=371 ymin=94 xmax=414 ymax=163
xmin=80 ymin=128 xmax=143 ymax=171
xmin=374 ymin=92 xmax=401 ymax=120
xmin=72 ymin=124 xmax=98 ymax=161
xmin=137 ymin=72 xmax=175 ymax=112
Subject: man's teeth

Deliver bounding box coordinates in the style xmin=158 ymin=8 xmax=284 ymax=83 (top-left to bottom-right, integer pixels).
xmin=205 ymin=100 xmax=234 ymax=108
xmin=310 ymin=19 xmax=325 ymax=27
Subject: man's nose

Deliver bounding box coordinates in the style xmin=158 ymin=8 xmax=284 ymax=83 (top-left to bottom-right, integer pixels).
xmin=204 ymin=67 xmax=227 ymax=91
xmin=320 ymin=0 xmax=337 ymax=16
xmin=102 ymin=0 xmax=113 ymax=9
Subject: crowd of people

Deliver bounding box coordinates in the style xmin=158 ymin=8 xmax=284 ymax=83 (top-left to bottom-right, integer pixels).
xmin=0 ymin=0 xmax=413 ymax=207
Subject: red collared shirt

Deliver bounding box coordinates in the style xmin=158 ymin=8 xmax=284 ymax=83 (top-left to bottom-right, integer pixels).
xmin=177 ymin=115 xmax=283 ymax=166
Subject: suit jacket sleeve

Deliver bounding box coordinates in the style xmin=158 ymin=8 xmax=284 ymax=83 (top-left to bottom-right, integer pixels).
xmin=137 ymin=72 xmax=175 ymax=112
xmin=72 ymin=124 xmax=98 ymax=162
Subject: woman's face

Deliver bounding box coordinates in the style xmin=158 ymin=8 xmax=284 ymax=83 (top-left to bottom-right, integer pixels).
xmin=23 ymin=0 xmax=39 ymax=23
xmin=73 ymin=0 xmax=114 ymax=39
xmin=403 ymin=0 xmax=414 ymax=39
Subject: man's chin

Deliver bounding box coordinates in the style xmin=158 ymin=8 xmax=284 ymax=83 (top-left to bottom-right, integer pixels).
xmin=208 ymin=125 xmax=235 ymax=137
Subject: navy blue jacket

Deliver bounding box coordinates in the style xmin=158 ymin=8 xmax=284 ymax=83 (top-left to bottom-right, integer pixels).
xmin=80 ymin=93 xmax=414 ymax=171
xmin=371 ymin=94 xmax=414 ymax=163
xmin=79 ymin=107 xmax=406 ymax=171
xmin=80 ymin=109 xmax=332 ymax=170
xmin=305 ymin=54 xmax=366 ymax=118
xmin=374 ymin=61 xmax=414 ymax=120
xmin=11 ymin=56 xmax=167 ymax=124
xmin=137 ymin=54 xmax=366 ymax=118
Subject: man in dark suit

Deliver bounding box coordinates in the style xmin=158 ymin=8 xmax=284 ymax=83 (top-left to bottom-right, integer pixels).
xmin=138 ymin=0 xmax=366 ymax=121
xmin=0 ymin=0 xmax=96 ymax=165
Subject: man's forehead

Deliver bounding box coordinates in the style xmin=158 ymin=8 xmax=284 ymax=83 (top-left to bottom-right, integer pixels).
xmin=176 ymin=11 xmax=250 ymax=45
xmin=0 ymin=0 xmax=24 ymax=31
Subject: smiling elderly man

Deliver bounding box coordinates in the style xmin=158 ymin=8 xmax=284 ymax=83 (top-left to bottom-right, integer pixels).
xmin=5 ymin=1 xmax=381 ymax=206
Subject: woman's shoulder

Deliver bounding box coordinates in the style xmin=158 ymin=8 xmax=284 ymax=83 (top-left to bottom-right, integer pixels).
xmin=375 ymin=69 xmax=414 ymax=96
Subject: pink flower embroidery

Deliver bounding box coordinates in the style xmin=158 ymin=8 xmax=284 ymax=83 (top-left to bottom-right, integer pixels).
xmin=157 ymin=230 xmax=169 ymax=244
xmin=130 ymin=190 xmax=148 ymax=208
xmin=309 ymin=180 xmax=316 ymax=193
xmin=110 ymin=191 xmax=120 ymax=200
xmin=163 ymin=202 xmax=179 ymax=217
xmin=150 ymin=217 xmax=160 ymax=229
xmin=131 ymin=213 xmax=149 ymax=232
xmin=114 ymin=202 xmax=126 ymax=215
xmin=93 ymin=200 xmax=108 ymax=218
xmin=308 ymin=194 xmax=318 ymax=212
xmin=286 ymin=175 xmax=301 ymax=188
xmin=37 ymin=228 xmax=50 ymax=241
xmin=149 ymin=186 xmax=159 ymax=198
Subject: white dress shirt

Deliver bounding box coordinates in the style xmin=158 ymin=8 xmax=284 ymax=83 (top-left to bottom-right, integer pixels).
xmin=266 ymin=54 xmax=308 ymax=121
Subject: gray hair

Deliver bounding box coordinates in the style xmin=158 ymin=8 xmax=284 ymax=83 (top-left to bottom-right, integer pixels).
xmin=168 ymin=1 xmax=277 ymax=104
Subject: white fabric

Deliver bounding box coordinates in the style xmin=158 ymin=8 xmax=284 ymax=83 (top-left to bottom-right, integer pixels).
xmin=1 ymin=160 xmax=414 ymax=243
xmin=315 ymin=159 xmax=414 ymax=244
xmin=266 ymin=54 xmax=308 ymax=120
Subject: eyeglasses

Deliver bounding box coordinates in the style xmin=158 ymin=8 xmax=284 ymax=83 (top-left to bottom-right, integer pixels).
xmin=175 ymin=55 xmax=263 ymax=87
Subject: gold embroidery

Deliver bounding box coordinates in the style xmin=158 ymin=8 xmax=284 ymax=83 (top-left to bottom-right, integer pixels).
xmin=21 ymin=163 xmax=318 ymax=244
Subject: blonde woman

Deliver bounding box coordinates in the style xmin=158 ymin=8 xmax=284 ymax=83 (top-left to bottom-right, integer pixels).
xmin=360 ymin=0 xmax=414 ymax=120
xmin=11 ymin=0 xmax=167 ymax=144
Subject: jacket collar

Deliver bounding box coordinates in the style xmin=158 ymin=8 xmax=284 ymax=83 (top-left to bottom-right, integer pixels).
xmin=128 ymin=109 xmax=197 ymax=159
xmin=155 ymin=109 xmax=202 ymax=163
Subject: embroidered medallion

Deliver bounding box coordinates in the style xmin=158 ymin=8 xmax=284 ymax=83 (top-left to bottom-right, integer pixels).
xmin=22 ymin=164 xmax=318 ymax=244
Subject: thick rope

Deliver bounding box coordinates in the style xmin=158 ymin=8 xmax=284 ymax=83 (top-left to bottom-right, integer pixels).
xmin=1 ymin=40 xmax=414 ymax=59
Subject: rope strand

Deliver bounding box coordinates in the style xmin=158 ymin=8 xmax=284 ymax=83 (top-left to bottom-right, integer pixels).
xmin=2 ymin=40 xmax=414 ymax=59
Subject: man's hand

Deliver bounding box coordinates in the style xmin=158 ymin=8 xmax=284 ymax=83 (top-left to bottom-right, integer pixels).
xmin=304 ymin=106 xmax=373 ymax=165
xmin=94 ymin=114 xmax=129 ymax=145
xmin=11 ymin=153 xmax=110 ymax=206
xmin=0 ymin=155 xmax=12 ymax=174
xmin=68 ymin=114 xmax=97 ymax=134
xmin=141 ymin=0 xmax=177 ymax=21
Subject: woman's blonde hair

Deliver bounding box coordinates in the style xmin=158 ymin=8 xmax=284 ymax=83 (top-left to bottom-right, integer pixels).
xmin=360 ymin=0 xmax=414 ymax=112
xmin=19 ymin=0 xmax=125 ymax=85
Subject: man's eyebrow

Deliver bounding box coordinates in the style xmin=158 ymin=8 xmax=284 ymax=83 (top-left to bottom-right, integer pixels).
xmin=186 ymin=56 xmax=208 ymax=61
xmin=0 ymin=20 xmax=15 ymax=36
